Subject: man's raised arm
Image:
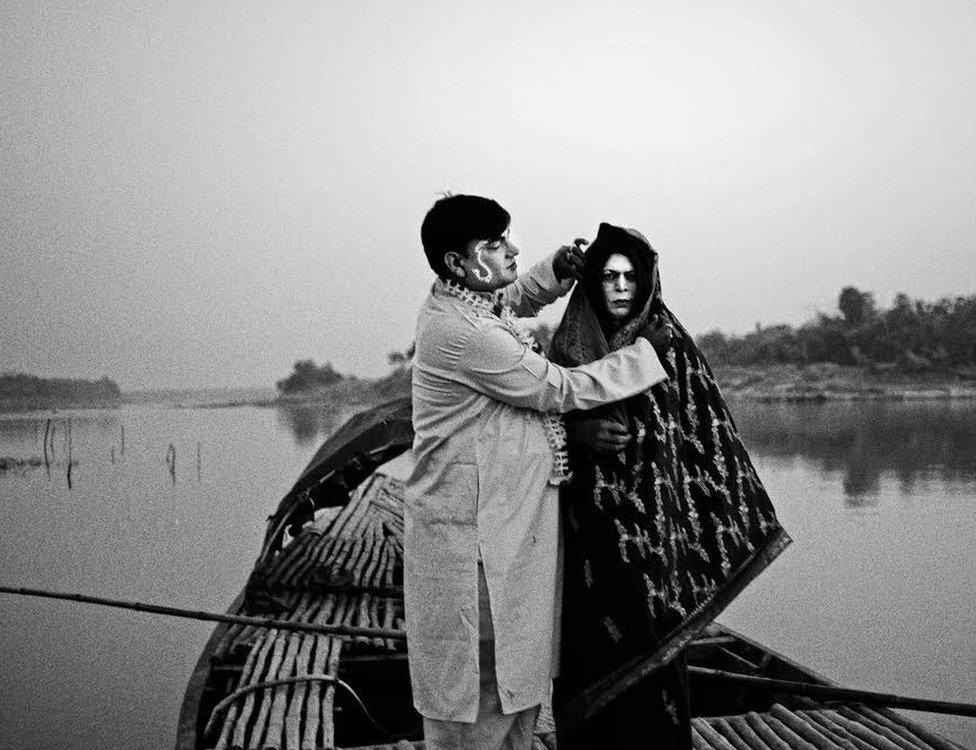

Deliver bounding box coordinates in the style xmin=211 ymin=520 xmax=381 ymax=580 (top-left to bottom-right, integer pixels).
xmin=453 ymin=316 xmax=670 ymax=414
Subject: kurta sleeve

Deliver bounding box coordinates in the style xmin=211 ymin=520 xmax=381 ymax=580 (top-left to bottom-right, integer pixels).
xmin=456 ymin=321 xmax=667 ymax=413
xmin=498 ymin=253 xmax=574 ymax=317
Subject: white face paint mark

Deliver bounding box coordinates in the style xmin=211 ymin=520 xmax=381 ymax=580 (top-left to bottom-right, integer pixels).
xmin=471 ymin=246 xmax=495 ymax=284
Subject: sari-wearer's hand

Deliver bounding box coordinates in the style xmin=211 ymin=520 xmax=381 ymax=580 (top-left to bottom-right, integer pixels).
xmin=567 ymin=418 xmax=631 ymax=454
xmin=639 ymin=313 xmax=674 ymax=349
xmin=552 ymin=238 xmax=588 ymax=281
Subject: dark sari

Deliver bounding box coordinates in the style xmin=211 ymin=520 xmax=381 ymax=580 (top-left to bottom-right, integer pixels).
xmin=549 ymin=223 xmax=791 ymax=747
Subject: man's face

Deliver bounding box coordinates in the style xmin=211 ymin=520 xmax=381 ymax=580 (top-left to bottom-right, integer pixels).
xmin=601 ymin=252 xmax=637 ymax=320
xmin=459 ymin=232 xmax=520 ymax=292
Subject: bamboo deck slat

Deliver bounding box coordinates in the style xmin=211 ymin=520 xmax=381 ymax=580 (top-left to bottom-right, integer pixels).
xmin=728 ymin=714 xmax=777 ymax=750
xmin=711 ymin=717 xmax=761 ymax=750
xmin=804 ymin=708 xmax=882 ymax=750
xmin=202 ymin=475 xmax=408 ymax=750
xmin=747 ymin=710 xmax=798 ymax=750
xmin=863 ymin=706 xmax=967 ymax=750
xmin=770 ymin=705 xmax=846 ymax=750
xmin=849 ymin=707 xmax=940 ymax=750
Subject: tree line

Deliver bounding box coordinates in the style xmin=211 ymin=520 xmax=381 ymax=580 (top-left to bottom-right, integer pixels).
xmin=696 ymin=288 xmax=976 ymax=372
xmin=0 ymin=373 xmax=122 ymax=410
xmin=277 ymin=288 xmax=975 ymax=392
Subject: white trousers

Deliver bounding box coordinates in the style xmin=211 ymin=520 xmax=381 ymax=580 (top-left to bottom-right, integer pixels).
xmin=422 ymin=564 xmax=541 ymax=750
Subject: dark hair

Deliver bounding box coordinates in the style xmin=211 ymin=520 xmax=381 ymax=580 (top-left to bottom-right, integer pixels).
xmin=420 ymin=194 xmax=510 ymax=278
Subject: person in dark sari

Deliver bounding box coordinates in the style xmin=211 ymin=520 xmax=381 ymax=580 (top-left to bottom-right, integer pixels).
xmin=548 ymin=223 xmax=792 ymax=748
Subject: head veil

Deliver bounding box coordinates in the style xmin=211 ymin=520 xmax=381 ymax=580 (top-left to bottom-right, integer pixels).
xmin=551 ymin=222 xmax=663 ymax=368
xmin=547 ymin=222 xmax=791 ymax=737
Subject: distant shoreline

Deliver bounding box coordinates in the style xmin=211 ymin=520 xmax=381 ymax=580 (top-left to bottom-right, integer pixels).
xmin=3 ymin=364 xmax=974 ymax=414
xmin=224 ymin=364 xmax=976 ymax=408
xmin=715 ymin=363 xmax=976 ymax=402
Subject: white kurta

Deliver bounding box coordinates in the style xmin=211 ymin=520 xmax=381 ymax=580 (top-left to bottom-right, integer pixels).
xmin=405 ymin=255 xmax=668 ymax=722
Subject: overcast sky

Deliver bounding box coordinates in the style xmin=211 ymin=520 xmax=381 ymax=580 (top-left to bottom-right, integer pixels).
xmin=2 ymin=0 xmax=973 ymax=390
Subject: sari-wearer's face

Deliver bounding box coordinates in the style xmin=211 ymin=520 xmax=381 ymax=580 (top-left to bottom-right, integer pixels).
xmin=600 ymin=252 xmax=637 ymax=321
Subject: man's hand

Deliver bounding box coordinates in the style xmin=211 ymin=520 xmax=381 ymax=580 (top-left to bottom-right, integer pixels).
xmin=639 ymin=313 xmax=675 ymax=349
xmin=552 ymin=238 xmax=587 ymax=281
xmin=567 ymin=418 xmax=631 ymax=454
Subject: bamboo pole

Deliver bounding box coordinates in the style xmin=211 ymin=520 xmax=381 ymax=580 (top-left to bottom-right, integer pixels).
xmin=214 ymin=627 xmax=266 ymax=750
xmin=249 ymin=628 xmax=289 ymax=746
xmin=692 ymin=725 xmax=712 ymax=750
xmin=804 ymin=710 xmax=879 ymax=750
xmin=689 ymin=667 xmax=976 ymax=718
xmin=823 ymin=710 xmax=919 ymax=750
xmin=284 ymin=600 xmax=325 ymax=750
xmin=770 ymin=706 xmax=848 ymax=750
xmin=765 ymin=714 xmax=821 ymax=750
xmin=302 ymin=598 xmax=339 ymax=750
xmin=849 ymin=707 xmax=939 ymax=750
xmin=263 ymin=594 xmax=315 ymax=749
xmin=696 ymin=719 xmax=743 ymax=750
xmin=727 ymin=715 xmax=775 ymax=750
xmin=66 ymin=417 xmax=72 ymax=490
xmin=711 ymin=717 xmax=766 ymax=750
xmin=231 ymin=626 xmax=278 ymax=749
xmin=0 ymin=585 xmax=406 ymax=641
xmin=834 ymin=708 xmax=926 ymax=750
xmin=745 ymin=711 xmax=795 ymax=750
xmin=43 ymin=418 xmax=51 ymax=474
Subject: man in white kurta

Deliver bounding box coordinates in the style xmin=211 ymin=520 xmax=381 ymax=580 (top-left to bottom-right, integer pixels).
xmin=405 ymin=194 xmax=669 ymax=749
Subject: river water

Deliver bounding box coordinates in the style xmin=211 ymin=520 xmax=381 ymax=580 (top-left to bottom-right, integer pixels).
xmin=0 ymin=398 xmax=973 ymax=749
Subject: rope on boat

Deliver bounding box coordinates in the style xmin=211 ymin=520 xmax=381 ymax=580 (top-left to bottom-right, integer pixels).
xmin=202 ymin=674 xmax=418 ymax=741
xmin=0 ymin=585 xmax=406 ymax=641
xmin=690 ymin=666 xmax=976 ymax=718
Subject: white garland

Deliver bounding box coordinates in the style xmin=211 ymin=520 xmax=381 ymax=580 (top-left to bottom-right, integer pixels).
xmin=435 ymin=278 xmax=573 ymax=485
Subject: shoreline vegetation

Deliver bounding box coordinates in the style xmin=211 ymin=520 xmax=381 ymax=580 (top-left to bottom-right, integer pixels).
xmin=5 ymin=288 xmax=972 ymax=412
xmin=0 ymin=373 xmax=121 ymax=413
xmin=268 ymin=287 xmax=975 ymax=407
xmin=266 ymin=360 xmax=976 ymax=407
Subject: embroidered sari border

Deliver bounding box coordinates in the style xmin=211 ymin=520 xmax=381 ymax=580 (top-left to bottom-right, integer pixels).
xmin=557 ymin=526 xmax=793 ymax=732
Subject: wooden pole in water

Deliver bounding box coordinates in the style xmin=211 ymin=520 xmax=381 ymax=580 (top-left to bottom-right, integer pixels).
xmin=689 ymin=666 xmax=976 ymax=718
xmin=66 ymin=417 xmax=72 ymax=490
xmin=42 ymin=419 xmax=51 ymax=474
xmin=120 ymin=423 xmax=125 ymax=455
xmin=166 ymin=443 xmax=176 ymax=483
xmin=0 ymin=585 xmax=407 ymax=640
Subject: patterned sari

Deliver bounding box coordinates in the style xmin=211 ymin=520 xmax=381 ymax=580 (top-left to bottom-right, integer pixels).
xmin=549 ymin=223 xmax=791 ymax=747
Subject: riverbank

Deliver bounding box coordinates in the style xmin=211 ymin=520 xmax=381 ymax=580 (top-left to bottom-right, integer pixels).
xmin=267 ymin=363 xmax=976 ymax=407
xmin=0 ymin=374 xmax=122 ymax=414
xmin=5 ymin=364 xmax=973 ymax=413
xmin=716 ymin=363 xmax=976 ymax=402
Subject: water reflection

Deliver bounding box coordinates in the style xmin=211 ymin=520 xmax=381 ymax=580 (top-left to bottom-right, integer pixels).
xmin=270 ymin=399 xmax=976 ymax=503
xmin=731 ymin=400 xmax=976 ymax=504
xmin=274 ymin=403 xmax=348 ymax=447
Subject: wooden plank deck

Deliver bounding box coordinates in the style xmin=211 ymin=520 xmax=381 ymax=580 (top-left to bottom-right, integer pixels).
xmin=201 ymin=474 xmax=407 ymax=750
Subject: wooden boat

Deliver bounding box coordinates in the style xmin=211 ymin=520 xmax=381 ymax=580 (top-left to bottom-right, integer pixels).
xmin=177 ymin=397 xmax=967 ymax=750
